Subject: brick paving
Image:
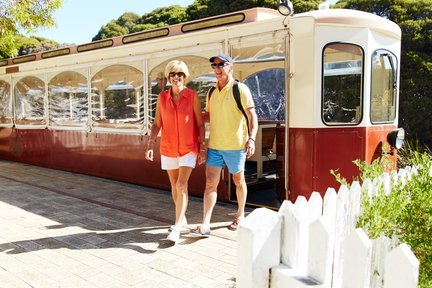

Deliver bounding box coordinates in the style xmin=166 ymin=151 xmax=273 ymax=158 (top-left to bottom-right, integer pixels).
xmin=0 ymin=160 xmax=251 ymax=288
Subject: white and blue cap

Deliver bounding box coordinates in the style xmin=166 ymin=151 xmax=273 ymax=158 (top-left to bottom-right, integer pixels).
xmin=209 ymin=53 xmax=233 ymax=64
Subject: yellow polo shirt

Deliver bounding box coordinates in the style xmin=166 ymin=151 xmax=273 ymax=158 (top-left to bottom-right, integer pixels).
xmin=206 ymin=78 xmax=255 ymax=150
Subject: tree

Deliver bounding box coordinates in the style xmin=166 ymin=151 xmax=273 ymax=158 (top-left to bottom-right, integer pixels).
xmin=117 ymin=12 xmax=141 ymax=32
xmin=186 ymin=0 xmax=278 ymax=20
xmin=139 ymin=6 xmax=188 ymax=26
xmin=92 ymin=21 xmax=129 ymax=41
xmin=0 ymin=0 xmax=63 ymax=57
xmin=334 ymin=0 xmax=432 ymax=148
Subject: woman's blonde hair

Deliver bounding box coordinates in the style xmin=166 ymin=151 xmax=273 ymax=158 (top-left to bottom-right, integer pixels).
xmin=164 ymin=60 xmax=190 ymax=80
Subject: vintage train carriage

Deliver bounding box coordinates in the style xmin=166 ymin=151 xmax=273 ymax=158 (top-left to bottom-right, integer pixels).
xmin=0 ymin=5 xmax=403 ymax=208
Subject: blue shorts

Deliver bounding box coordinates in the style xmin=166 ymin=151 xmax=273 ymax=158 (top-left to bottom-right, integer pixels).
xmin=206 ymin=148 xmax=246 ymax=174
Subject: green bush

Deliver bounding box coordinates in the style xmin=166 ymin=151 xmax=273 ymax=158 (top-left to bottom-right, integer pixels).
xmin=334 ymin=148 xmax=432 ymax=288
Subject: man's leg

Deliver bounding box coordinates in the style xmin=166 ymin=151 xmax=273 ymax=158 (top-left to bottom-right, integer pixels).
xmin=229 ymin=170 xmax=247 ymax=230
xmin=232 ymin=170 xmax=247 ymax=219
xmin=201 ymin=165 xmax=222 ymax=229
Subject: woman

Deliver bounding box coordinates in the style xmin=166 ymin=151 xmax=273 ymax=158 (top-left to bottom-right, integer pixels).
xmin=145 ymin=60 xmax=206 ymax=243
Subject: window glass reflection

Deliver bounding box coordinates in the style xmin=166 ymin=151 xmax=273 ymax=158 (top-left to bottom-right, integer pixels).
xmin=0 ymin=80 xmax=12 ymax=125
xmin=371 ymin=49 xmax=397 ymax=123
xmin=322 ymin=43 xmax=363 ymax=125
xmin=49 ymin=71 xmax=88 ymax=127
xmin=14 ymin=76 xmax=46 ymax=126
xmin=243 ymin=69 xmax=285 ymax=121
xmin=91 ymin=64 xmax=143 ymax=130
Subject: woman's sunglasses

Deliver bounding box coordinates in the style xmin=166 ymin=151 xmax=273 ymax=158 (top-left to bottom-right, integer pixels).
xmin=169 ymin=72 xmax=185 ymax=78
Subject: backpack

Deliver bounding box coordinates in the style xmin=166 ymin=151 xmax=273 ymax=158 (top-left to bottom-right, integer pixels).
xmin=208 ymin=79 xmax=250 ymax=132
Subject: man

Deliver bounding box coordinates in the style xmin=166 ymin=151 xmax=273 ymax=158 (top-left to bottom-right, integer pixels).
xmin=191 ymin=53 xmax=258 ymax=236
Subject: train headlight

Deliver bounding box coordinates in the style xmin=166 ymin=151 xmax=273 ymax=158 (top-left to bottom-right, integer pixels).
xmin=387 ymin=128 xmax=405 ymax=149
xmin=278 ymin=0 xmax=294 ymax=16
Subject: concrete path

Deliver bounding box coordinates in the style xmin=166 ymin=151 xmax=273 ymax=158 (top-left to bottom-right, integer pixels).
xmin=0 ymin=160 xmax=251 ymax=287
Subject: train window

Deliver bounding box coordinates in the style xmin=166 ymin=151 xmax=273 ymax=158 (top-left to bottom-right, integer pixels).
xmin=0 ymin=79 xmax=13 ymax=126
xmin=187 ymin=72 xmax=216 ymax=112
xmin=230 ymin=35 xmax=285 ymax=121
xmin=14 ymin=76 xmax=46 ymax=127
xmin=148 ymin=54 xmax=215 ymax=123
xmin=148 ymin=70 xmax=167 ymax=123
xmin=48 ymin=71 xmax=88 ymax=128
xmin=243 ymin=69 xmax=285 ymax=121
xmin=371 ymin=50 xmax=397 ymax=123
xmin=91 ymin=64 xmax=144 ymax=131
xmin=322 ymin=43 xmax=363 ymax=125
xmin=230 ymin=33 xmax=285 ymax=63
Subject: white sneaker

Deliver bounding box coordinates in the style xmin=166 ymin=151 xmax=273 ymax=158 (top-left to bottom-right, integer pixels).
xmin=168 ymin=217 xmax=188 ymax=232
xmin=166 ymin=227 xmax=180 ymax=243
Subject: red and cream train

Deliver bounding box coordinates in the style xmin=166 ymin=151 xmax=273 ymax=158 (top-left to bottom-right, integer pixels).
xmin=0 ymin=4 xmax=404 ymax=208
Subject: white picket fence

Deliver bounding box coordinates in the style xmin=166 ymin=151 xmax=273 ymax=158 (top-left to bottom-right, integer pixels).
xmin=237 ymin=167 xmax=420 ymax=288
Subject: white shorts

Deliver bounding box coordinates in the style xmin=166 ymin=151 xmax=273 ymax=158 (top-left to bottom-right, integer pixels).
xmin=161 ymin=152 xmax=197 ymax=170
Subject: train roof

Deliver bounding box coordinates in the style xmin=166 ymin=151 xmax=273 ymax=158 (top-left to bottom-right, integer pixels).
xmin=295 ymin=8 xmax=401 ymax=39
xmin=0 ymin=7 xmax=281 ymax=69
xmin=0 ymin=7 xmax=401 ymax=70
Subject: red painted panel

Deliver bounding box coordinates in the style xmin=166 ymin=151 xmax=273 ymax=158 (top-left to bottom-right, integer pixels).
xmin=313 ymin=128 xmax=365 ymax=196
xmin=0 ymin=128 xmax=207 ymax=198
xmin=288 ymin=129 xmax=315 ymax=201
xmin=288 ymin=127 xmax=366 ymax=201
xmin=287 ymin=125 xmax=399 ymax=201
xmin=365 ymin=124 xmax=398 ymax=163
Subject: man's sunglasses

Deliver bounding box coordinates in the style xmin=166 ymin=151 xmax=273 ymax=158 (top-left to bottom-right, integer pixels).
xmin=210 ymin=62 xmax=228 ymax=68
xmin=169 ymin=72 xmax=185 ymax=78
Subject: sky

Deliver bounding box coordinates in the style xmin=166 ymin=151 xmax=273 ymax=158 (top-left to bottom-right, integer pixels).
xmin=35 ymin=0 xmax=337 ymax=45
xmin=35 ymin=0 xmax=195 ymax=45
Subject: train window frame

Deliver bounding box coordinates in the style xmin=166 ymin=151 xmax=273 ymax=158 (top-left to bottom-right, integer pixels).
xmin=370 ymin=49 xmax=398 ymax=124
xmin=14 ymin=75 xmax=47 ymax=128
xmin=90 ymin=63 xmax=144 ymax=132
xmin=48 ymin=70 xmax=89 ymax=129
xmin=321 ymin=42 xmax=364 ymax=126
xmin=0 ymin=77 xmax=13 ymax=127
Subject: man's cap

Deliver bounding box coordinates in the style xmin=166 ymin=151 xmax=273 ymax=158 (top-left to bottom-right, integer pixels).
xmin=209 ymin=53 xmax=233 ymax=64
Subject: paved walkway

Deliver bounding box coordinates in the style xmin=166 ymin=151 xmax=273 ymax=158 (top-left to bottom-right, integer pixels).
xmin=0 ymin=160 xmax=252 ymax=288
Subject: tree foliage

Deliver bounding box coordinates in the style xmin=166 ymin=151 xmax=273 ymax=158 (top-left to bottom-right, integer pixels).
xmin=0 ymin=0 xmax=63 ymax=57
xmin=92 ymin=20 xmax=129 ymax=41
xmin=186 ymin=0 xmax=277 ymax=20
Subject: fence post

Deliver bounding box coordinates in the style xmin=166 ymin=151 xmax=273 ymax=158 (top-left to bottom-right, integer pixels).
xmin=322 ymin=187 xmax=337 ymax=227
xmin=307 ymin=218 xmax=333 ymax=286
xmin=383 ymin=244 xmax=419 ymax=288
xmin=237 ymin=207 xmax=282 ymax=288
xmin=294 ymin=195 xmax=309 ymax=274
xmin=279 ymin=201 xmax=300 ymax=268
xmin=341 ymin=228 xmax=372 ymax=288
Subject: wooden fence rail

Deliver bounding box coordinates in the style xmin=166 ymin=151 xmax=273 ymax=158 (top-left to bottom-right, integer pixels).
xmin=237 ymin=168 xmax=419 ymax=288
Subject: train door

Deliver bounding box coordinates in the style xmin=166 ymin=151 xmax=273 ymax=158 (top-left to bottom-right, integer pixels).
xmin=228 ymin=31 xmax=287 ymax=209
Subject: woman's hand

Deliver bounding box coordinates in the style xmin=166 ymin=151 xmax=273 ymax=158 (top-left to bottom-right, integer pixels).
xmin=145 ymin=149 xmax=154 ymax=161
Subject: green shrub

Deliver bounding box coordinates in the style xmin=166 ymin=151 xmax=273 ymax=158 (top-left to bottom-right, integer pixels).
xmin=334 ymin=148 xmax=432 ymax=288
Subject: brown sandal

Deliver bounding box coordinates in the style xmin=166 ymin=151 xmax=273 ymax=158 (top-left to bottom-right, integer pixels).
xmin=228 ymin=217 xmax=243 ymax=231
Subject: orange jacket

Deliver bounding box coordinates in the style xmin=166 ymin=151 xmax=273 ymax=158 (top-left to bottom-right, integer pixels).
xmin=159 ymin=88 xmax=199 ymax=157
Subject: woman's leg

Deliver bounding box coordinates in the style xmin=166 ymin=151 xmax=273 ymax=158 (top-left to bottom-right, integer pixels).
xmin=166 ymin=169 xmax=179 ymax=222
xmin=173 ymin=166 xmax=193 ymax=228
